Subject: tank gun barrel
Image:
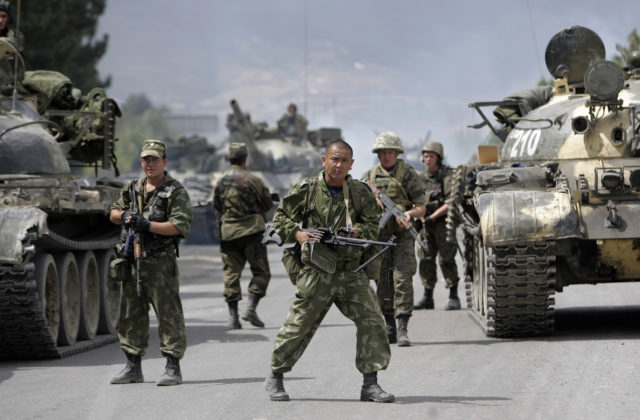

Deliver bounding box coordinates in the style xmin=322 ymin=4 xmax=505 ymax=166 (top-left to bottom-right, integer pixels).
xmin=230 ymin=99 xmax=256 ymax=140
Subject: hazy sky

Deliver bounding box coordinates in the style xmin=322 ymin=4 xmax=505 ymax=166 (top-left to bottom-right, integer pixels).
xmin=96 ymin=0 xmax=640 ymax=174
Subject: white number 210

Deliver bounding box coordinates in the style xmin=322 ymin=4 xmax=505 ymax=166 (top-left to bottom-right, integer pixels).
xmin=509 ymin=129 xmax=541 ymax=158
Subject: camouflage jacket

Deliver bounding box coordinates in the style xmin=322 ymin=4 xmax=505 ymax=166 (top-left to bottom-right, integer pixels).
xmin=362 ymin=159 xmax=426 ymax=234
xmin=421 ymin=165 xmax=455 ymax=214
xmin=213 ymin=165 xmax=272 ymax=241
xmin=112 ymin=172 xmax=193 ymax=254
xmin=273 ymin=171 xmax=379 ymax=262
xmin=277 ymin=113 xmax=308 ymax=138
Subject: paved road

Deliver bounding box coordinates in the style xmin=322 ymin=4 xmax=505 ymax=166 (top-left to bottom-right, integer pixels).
xmin=1 ymin=244 xmax=639 ymax=419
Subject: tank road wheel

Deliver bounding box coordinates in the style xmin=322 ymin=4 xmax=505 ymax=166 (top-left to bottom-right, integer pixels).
xmin=96 ymin=249 xmax=120 ymax=335
xmin=76 ymin=251 xmax=100 ymax=340
xmin=34 ymin=253 xmax=60 ymax=344
xmin=469 ymin=236 xmax=496 ymax=335
xmin=55 ymin=252 xmax=81 ymax=346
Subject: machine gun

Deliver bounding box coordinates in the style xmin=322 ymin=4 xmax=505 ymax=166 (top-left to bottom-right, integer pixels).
xmin=365 ymin=180 xmax=429 ymax=252
xmin=127 ymin=181 xmax=145 ymax=296
xmin=262 ymin=225 xmax=396 ymax=273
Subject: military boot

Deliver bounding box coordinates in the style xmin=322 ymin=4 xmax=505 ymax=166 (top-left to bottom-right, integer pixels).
xmin=265 ymin=371 xmax=290 ymax=401
xmin=383 ymin=313 xmax=396 ymax=344
xmin=445 ymin=285 xmax=461 ymax=311
xmin=110 ymin=351 xmax=144 ymax=384
xmin=228 ymin=300 xmax=242 ymax=330
xmin=413 ymin=288 xmax=434 ymax=310
xmin=396 ymin=315 xmax=410 ymax=347
xmin=157 ymin=354 xmax=183 ymax=386
xmin=360 ymin=372 xmax=395 ymax=403
xmin=242 ymin=293 xmax=265 ymax=328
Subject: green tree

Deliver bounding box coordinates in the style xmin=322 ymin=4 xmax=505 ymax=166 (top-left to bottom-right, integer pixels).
xmin=11 ymin=0 xmax=110 ymax=92
xmin=115 ymin=93 xmax=171 ymax=173
xmin=612 ymin=29 xmax=640 ymax=67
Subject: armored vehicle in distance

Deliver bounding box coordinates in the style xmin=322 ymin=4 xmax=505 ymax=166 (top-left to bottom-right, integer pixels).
xmin=450 ymin=26 xmax=640 ymax=337
xmin=0 ymin=36 xmax=122 ymax=358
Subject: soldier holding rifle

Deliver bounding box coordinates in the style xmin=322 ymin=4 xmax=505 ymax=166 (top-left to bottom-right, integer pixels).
xmin=109 ymin=139 xmax=193 ymax=386
xmin=362 ymin=132 xmax=426 ymax=347
xmin=265 ymin=139 xmax=395 ymax=403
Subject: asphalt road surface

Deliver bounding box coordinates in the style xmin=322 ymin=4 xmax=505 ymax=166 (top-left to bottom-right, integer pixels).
xmin=1 ymin=244 xmax=639 ymax=419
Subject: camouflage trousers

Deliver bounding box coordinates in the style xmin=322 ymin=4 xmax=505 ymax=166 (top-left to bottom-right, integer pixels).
xmin=118 ymin=251 xmax=187 ymax=359
xmin=418 ymin=219 xmax=459 ymax=289
xmin=221 ymin=232 xmax=271 ymax=302
xmin=376 ymin=230 xmax=416 ymax=317
xmin=271 ymin=265 xmax=391 ymax=374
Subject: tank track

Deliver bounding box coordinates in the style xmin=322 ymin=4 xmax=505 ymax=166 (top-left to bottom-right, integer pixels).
xmin=468 ymin=241 xmax=556 ymax=337
xmin=0 ymin=228 xmax=118 ymax=360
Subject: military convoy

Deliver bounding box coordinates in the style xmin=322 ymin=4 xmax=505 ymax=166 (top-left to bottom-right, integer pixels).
xmin=448 ymin=26 xmax=640 ymax=337
xmin=0 ymin=36 xmax=122 ymax=358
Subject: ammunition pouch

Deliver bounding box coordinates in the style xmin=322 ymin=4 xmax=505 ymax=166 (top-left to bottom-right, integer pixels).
xmin=301 ymin=241 xmax=337 ymax=274
xmin=109 ymin=258 xmax=130 ymax=282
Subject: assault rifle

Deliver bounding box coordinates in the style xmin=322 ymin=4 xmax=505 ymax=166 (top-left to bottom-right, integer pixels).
xmin=366 ymin=180 xmax=429 ymax=252
xmin=128 ymin=182 xmax=145 ymax=296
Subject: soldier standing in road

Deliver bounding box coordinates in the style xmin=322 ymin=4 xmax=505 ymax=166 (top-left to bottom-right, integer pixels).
xmin=277 ymin=103 xmax=308 ymax=143
xmin=362 ymin=132 xmax=426 ymax=347
xmin=213 ymin=142 xmax=273 ymax=329
xmin=109 ymin=139 xmax=193 ymax=386
xmin=414 ymin=141 xmax=461 ymax=310
xmin=265 ymin=139 xmax=395 ymax=403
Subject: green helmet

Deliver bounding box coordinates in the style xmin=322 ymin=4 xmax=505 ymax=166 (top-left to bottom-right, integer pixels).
xmin=422 ymin=140 xmax=444 ymax=158
xmin=372 ymin=131 xmax=404 ymax=153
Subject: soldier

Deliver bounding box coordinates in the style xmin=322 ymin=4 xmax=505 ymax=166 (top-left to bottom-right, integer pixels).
xmin=362 ymin=132 xmax=426 ymax=347
xmin=265 ymin=140 xmax=394 ymax=403
xmin=414 ymin=140 xmax=461 ymax=310
xmin=109 ymin=139 xmax=193 ymax=386
xmin=213 ymin=142 xmax=273 ymax=329
xmin=277 ymin=103 xmax=308 ymax=143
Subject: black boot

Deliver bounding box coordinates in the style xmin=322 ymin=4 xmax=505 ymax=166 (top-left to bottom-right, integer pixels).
xmin=413 ymin=288 xmax=434 ymax=310
xmin=360 ymin=372 xmax=395 ymax=403
xmin=110 ymin=351 xmax=143 ymax=384
xmin=396 ymin=315 xmax=410 ymax=347
xmin=265 ymin=371 xmax=290 ymax=401
xmin=242 ymin=294 xmax=265 ymax=328
xmin=157 ymin=354 xmax=183 ymax=386
xmin=228 ymin=301 xmax=242 ymax=330
xmin=445 ymin=285 xmax=461 ymax=311
xmin=383 ymin=313 xmax=396 ymax=344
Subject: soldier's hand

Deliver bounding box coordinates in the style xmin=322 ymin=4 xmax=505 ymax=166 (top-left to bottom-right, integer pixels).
xmin=295 ymin=229 xmax=320 ymax=246
xmin=395 ymin=213 xmax=412 ymax=231
xmin=121 ymin=210 xmax=133 ymax=226
xmin=375 ymin=196 xmax=384 ymax=210
xmin=130 ymin=215 xmax=150 ymax=232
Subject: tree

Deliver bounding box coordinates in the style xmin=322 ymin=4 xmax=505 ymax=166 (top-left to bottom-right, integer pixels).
xmin=11 ymin=0 xmax=110 ymax=92
xmin=612 ymin=29 xmax=640 ymax=67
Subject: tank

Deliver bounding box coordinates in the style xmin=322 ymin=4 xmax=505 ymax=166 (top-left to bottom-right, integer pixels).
xmin=449 ymin=26 xmax=640 ymax=337
xmin=0 ymin=37 xmax=122 ymax=358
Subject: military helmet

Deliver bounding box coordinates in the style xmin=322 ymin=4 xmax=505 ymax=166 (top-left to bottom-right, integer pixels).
xmin=422 ymin=140 xmax=444 ymax=158
xmin=372 ymin=131 xmax=404 ymax=153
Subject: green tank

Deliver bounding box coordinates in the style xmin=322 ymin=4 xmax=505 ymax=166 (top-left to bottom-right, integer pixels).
xmin=449 ymin=26 xmax=640 ymax=337
xmin=0 ymin=37 xmax=122 ymax=358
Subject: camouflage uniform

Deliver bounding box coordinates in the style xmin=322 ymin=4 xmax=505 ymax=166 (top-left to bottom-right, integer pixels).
xmin=277 ymin=112 xmax=308 ymax=142
xmin=418 ymin=166 xmax=460 ymax=289
xmin=270 ymin=172 xmax=390 ymax=374
xmin=111 ymin=172 xmax=192 ymax=359
xmin=213 ymin=165 xmax=273 ymax=302
xmin=362 ymin=159 xmax=426 ymax=318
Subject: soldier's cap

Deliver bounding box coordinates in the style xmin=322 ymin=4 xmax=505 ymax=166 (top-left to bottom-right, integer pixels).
xmin=229 ymin=142 xmax=248 ymax=159
xmin=140 ymin=139 xmax=166 ymax=158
